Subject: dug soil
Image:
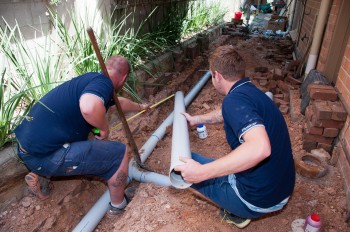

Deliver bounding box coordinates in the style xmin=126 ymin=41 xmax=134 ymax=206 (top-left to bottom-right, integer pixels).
xmin=1 ymin=34 xmax=349 ymax=232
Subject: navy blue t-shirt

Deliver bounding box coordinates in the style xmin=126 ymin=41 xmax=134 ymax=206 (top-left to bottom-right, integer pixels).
xmin=222 ymin=77 xmax=295 ymax=208
xmin=15 ymin=72 xmax=114 ymax=156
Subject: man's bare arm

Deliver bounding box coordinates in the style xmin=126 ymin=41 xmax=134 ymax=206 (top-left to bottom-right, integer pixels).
xmin=182 ymin=109 xmax=223 ymax=126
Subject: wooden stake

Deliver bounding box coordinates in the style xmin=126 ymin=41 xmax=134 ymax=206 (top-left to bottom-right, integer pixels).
xmin=87 ymin=27 xmax=147 ymax=170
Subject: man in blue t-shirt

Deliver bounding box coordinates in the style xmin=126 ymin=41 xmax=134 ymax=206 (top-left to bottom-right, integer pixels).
xmin=175 ymin=46 xmax=295 ymax=229
xmin=15 ymin=56 xmax=148 ymax=216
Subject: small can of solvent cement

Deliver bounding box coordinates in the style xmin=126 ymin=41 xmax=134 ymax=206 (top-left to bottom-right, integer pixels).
xmin=197 ymin=124 xmax=208 ymax=139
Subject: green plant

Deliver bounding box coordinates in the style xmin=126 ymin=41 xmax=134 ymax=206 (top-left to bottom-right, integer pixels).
xmin=0 ymin=19 xmax=69 ymax=148
xmin=0 ymin=20 xmax=67 ymax=102
xmin=181 ymin=0 xmax=227 ymax=38
xmin=49 ymin=0 xmax=62 ymax=6
xmin=0 ymin=67 xmax=31 ymax=148
xmin=49 ymin=6 xmax=163 ymax=102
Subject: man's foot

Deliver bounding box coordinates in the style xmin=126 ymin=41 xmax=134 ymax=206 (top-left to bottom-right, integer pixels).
xmin=220 ymin=208 xmax=251 ymax=229
xmin=106 ymin=195 xmax=129 ymax=217
xmin=25 ymin=172 xmax=51 ymax=200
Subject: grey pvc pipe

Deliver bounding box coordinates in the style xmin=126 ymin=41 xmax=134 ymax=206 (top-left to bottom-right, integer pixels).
xmin=288 ymin=0 xmax=297 ymax=31
xmin=139 ymin=71 xmax=211 ymax=163
xmin=72 ymin=190 xmax=110 ymax=232
xmin=73 ymin=71 xmax=211 ymax=232
xmin=169 ymin=91 xmax=192 ymax=189
xmin=129 ymin=159 xmax=171 ymax=186
xmin=305 ymin=0 xmax=332 ymax=76
xmin=73 ymin=163 xmax=171 ymax=232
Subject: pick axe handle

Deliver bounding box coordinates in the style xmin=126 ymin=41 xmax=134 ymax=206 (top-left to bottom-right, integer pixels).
xmin=87 ymin=27 xmax=142 ymax=165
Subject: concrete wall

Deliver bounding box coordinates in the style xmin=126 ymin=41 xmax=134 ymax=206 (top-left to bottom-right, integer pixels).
xmin=0 ymin=0 xmax=51 ymax=40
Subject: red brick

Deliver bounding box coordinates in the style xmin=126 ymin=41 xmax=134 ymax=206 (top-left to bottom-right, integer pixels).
xmin=312 ymin=101 xmax=332 ymax=120
xmin=279 ymin=105 xmax=289 ymax=114
xmin=310 ymin=115 xmax=345 ymax=129
xmin=317 ymin=143 xmax=332 ymax=153
xmin=274 ymin=98 xmax=289 ymax=106
xmin=273 ymin=68 xmax=284 ymax=80
xmin=259 ymin=79 xmax=268 ymax=86
xmin=329 ymin=101 xmax=348 ymax=122
xmin=277 ymin=80 xmax=290 ymax=92
xmin=305 ymin=120 xmax=323 ymax=135
xmin=285 ymin=60 xmax=300 ymax=71
xmin=303 ymin=130 xmax=334 ymax=145
xmin=305 ymin=106 xmax=314 ymax=120
xmin=307 ymin=84 xmax=335 ymax=93
xmin=268 ymin=80 xmax=277 ymax=89
xmin=286 ymin=75 xmax=302 ymax=85
xmin=323 ymin=128 xmax=339 ymax=138
xmin=274 ymin=93 xmax=284 ymax=99
xmin=303 ymin=140 xmax=318 ymax=151
xmin=309 ymin=88 xmax=338 ymax=101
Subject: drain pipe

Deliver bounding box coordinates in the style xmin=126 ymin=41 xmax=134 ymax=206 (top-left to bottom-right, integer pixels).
xmin=288 ymin=0 xmax=297 ymax=31
xmin=138 ymin=71 xmax=212 ymax=163
xmin=73 ymin=71 xmax=211 ymax=232
xmin=128 ymin=159 xmax=171 ymax=186
xmin=169 ymin=91 xmax=192 ymax=189
xmin=304 ymin=0 xmax=332 ymax=76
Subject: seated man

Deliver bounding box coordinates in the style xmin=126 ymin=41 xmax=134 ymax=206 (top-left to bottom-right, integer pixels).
xmin=15 ymin=56 xmax=147 ymax=216
xmin=175 ymin=45 xmax=295 ymax=228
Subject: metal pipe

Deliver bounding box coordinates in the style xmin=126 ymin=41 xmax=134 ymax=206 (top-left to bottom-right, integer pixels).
xmin=169 ymin=91 xmax=192 ymax=189
xmin=304 ymin=0 xmax=332 ymax=75
xmin=73 ymin=71 xmax=211 ymax=232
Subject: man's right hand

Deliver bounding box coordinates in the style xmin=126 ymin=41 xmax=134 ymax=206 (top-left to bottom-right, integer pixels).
xmin=181 ymin=112 xmax=198 ymax=127
xmin=94 ymin=128 xmax=109 ymax=140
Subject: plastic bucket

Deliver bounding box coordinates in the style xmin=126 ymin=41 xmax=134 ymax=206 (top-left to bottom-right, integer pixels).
xmin=234 ymin=12 xmax=242 ymax=20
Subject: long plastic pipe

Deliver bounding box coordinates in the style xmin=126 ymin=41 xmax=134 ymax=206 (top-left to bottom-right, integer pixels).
xmin=128 ymin=159 xmax=171 ymax=186
xmin=288 ymin=0 xmax=297 ymax=31
xmin=304 ymin=0 xmax=332 ymax=76
xmin=169 ymin=91 xmax=192 ymax=189
xmin=139 ymin=71 xmax=211 ymax=163
xmin=73 ymin=71 xmax=211 ymax=232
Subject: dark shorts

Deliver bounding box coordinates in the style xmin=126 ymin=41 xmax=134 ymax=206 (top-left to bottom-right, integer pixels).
xmin=191 ymin=152 xmax=264 ymax=219
xmin=18 ymin=140 xmax=126 ymax=180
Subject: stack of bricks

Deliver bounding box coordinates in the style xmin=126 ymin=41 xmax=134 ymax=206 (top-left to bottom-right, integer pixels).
xmin=303 ymin=84 xmax=347 ymax=152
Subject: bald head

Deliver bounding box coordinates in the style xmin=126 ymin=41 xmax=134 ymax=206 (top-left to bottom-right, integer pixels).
xmin=106 ymin=56 xmax=130 ymax=91
xmin=106 ymin=56 xmax=130 ymax=77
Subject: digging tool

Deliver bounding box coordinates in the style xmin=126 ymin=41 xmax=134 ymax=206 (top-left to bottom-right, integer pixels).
xmin=87 ymin=27 xmax=149 ymax=171
xmin=112 ymin=93 xmax=175 ymax=130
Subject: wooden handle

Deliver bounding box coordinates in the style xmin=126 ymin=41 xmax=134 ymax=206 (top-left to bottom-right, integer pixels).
xmin=87 ymin=27 xmax=143 ymax=166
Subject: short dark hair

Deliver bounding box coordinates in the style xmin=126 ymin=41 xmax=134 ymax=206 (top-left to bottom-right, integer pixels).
xmin=209 ymin=45 xmax=245 ymax=81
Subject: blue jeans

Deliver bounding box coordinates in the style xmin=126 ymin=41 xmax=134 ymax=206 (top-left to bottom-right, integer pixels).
xmin=191 ymin=152 xmax=264 ymax=219
xmin=17 ymin=140 xmax=126 ymax=180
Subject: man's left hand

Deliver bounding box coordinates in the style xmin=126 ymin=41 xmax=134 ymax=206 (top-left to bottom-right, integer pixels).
xmin=174 ymin=156 xmax=204 ymax=183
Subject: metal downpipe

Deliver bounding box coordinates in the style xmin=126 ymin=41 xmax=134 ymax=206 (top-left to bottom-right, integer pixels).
xmin=72 ymin=71 xmax=211 ymax=232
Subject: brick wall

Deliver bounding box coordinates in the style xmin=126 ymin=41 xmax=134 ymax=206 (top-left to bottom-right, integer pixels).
xmin=336 ymin=36 xmax=350 ymax=157
xmin=296 ymin=0 xmax=321 ymax=57
xmin=317 ymin=0 xmax=342 ymax=72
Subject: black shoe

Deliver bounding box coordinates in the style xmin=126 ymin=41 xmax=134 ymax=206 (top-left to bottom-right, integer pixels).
xmin=107 ymin=194 xmax=129 ymax=217
xmin=220 ymin=208 xmax=251 ymax=229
